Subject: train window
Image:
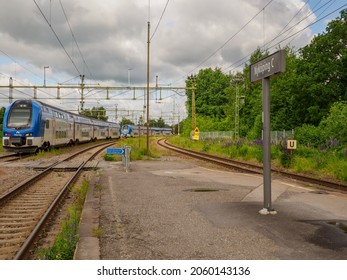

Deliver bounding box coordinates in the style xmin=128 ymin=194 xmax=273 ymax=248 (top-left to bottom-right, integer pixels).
xmin=7 ymin=107 xmax=32 ymax=128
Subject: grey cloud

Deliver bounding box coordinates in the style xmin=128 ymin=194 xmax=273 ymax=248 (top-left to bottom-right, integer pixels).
xmin=0 ymin=0 xmax=314 ymax=86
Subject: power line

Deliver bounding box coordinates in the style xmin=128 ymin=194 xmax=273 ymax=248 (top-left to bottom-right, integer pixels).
xmin=262 ymin=0 xmax=313 ymax=50
xmin=150 ymin=0 xmax=170 ymax=41
xmin=285 ymin=0 xmax=338 ymax=47
xmin=223 ymin=3 xmax=347 ymax=74
xmin=58 ymin=0 xmax=96 ymax=81
xmin=264 ymin=0 xmax=336 ymax=50
xmin=172 ymin=0 xmax=275 ymax=85
xmin=0 ymin=50 xmax=45 ymax=82
xmin=33 ymin=0 xmax=81 ymax=76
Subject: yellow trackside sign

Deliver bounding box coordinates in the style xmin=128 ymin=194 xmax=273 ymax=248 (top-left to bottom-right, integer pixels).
xmin=192 ymin=127 xmax=200 ymax=141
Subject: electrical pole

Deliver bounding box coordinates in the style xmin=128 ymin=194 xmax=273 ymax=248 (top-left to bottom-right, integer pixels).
xmin=128 ymin=68 xmax=132 ymax=87
xmin=146 ymin=21 xmax=150 ymax=156
xmin=233 ymin=76 xmax=243 ymax=140
xmin=9 ymin=77 xmax=13 ymax=104
xmin=189 ymin=75 xmax=196 ymax=133
xmin=80 ymin=74 xmax=85 ymax=111
xmin=43 ymin=66 xmax=49 ymax=87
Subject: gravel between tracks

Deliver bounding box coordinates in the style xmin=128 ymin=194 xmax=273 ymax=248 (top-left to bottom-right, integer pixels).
xmin=0 ymin=167 xmax=37 ymax=194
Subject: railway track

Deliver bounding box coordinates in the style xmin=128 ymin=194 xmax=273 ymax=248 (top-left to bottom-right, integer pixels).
xmin=0 ymin=153 xmax=31 ymax=162
xmin=0 ymin=141 xmax=115 ymax=260
xmin=158 ymin=138 xmax=347 ymax=192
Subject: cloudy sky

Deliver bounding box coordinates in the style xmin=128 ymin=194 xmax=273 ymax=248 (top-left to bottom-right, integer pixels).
xmin=0 ymin=0 xmax=346 ymax=124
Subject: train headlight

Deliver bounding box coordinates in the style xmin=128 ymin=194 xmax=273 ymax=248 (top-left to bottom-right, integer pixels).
xmin=4 ymin=132 xmax=11 ymax=137
xmin=25 ymin=133 xmax=33 ymax=137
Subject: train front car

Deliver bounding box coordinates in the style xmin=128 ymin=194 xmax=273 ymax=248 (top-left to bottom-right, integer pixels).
xmin=121 ymin=124 xmax=132 ymax=138
xmin=2 ymin=100 xmax=43 ymax=153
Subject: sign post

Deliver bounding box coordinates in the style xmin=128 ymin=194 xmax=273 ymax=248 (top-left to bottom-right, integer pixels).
xmin=106 ymin=146 xmax=132 ymax=172
xmin=250 ymin=50 xmax=286 ymax=215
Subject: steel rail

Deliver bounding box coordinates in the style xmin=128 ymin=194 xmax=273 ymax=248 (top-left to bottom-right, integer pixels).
xmin=13 ymin=141 xmax=115 ymax=259
xmin=0 ymin=141 xmax=116 ymax=205
xmin=158 ymin=138 xmax=347 ymax=192
xmin=0 ymin=141 xmax=115 ymax=259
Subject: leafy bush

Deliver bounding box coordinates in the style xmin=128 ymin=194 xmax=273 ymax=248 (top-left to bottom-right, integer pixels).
xmin=295 ymin=124 xmax=323 ymax=147
xmin=319 ymin=101 xmax=347 ymax=146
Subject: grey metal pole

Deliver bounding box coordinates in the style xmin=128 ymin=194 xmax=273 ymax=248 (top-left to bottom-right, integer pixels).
xmin=9 ymin=77 xmax=13 ymax=104
xmin=146 ymin=21 xmax=150 ymax=156
xmin=262 ymin=77 xmax=272 ymax=211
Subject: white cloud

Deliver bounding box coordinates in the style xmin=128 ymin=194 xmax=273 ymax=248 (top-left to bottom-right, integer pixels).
xmin=0 ymin=0 xmax=322 ymax=122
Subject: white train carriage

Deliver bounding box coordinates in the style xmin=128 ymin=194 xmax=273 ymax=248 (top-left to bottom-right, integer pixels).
xmin=74 ymin=115 xmax=94 ymax=144
xmin=161 ymin=127 xmax=173 ymax=136
xmin=41 ymin=105 xmax=75 ymax=149
xmin=151 ymin=127 xmax=162 ymax=136
xmin=109 ymin=123 xmax=121 ymax=139
xmin=2 ymin=100 xmax=121 ymax=153
xmin=92 ymin=119 xmax=109 ymax=140
xmin=120 ymin=124 xmax=173 ymax=138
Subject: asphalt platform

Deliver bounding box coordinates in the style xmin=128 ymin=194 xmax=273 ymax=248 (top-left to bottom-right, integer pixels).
xmin=74 ymin=155 xmax=347 ymax=260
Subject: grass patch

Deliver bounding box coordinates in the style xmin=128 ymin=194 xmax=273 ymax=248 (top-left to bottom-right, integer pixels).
xmin=38 ymin=180 xmax=89 ymax=260
xmin=105 ymin=136 xmax=172 ymax=161
xmin=169 ymin=135 xmax=347 ymax=183
xmin=104 ymin=154 xmax=116 ymax=161
xmin=92 ymin=227 xmax=102 ymax=237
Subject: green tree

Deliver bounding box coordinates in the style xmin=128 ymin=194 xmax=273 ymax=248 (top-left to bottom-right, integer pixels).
xmin=186 ymin=68 xmax=230 ymax=120
xmin=319 ymin=101 xmax=347 ymax=145
xmin=79 ymin=106 xmax=108 ymax=121
xmin=0 ymin=107 xmax=5 ymax=128
xmin=294 ymin=9 xmax=347 ymax=125
xmin=147 ymin=117 xmax=170 ymax=128
xmin=238 ymin=48 xmax=267 ymax=138
xmin=270 ymin=48 xmax=301 ymax=130
xmin=120 ymin=117 xmax=134 ymax=126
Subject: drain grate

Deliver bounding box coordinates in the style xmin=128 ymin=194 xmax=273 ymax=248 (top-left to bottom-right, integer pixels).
xmin=327 ymin=221 xmax=347 ymax=234
xmin=185 ymin=188 xmax=222 ymax=193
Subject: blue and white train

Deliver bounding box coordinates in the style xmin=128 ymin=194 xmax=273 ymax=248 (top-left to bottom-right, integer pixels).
xmin=2 ymin=99 xmax=121 ymax=153
xmin=120 ymin=124 xmax=172 ymax=138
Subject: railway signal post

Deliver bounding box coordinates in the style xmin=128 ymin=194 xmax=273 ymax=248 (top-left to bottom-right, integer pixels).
xmin=250 ymin=50 xmax=286 ymax=215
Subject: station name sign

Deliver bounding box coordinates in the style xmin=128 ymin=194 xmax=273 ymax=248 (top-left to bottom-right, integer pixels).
xmin=250 ymin=50 xmax=286 ymax=82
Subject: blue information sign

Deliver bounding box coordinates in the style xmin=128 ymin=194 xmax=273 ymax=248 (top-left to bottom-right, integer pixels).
xmin=106 ymin=148 xmax=125 ymax=155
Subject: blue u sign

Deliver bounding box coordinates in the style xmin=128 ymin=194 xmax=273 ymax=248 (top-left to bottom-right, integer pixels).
xmin=106 ymin=148 xmax=125 ymax=155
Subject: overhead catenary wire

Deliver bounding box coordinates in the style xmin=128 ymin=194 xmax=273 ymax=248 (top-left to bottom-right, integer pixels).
xmin=262 ymin=0 xmax=313 ymax=51
xmin=150 ymin=0 xmax=170 ymax=41
xmin=0 ymin=49 xmax=53 ymax=84
xmin=172 ymin=0 xmax=344 ymax=84
xmin=58 ymin=0 xmax=96 ymax=81
xmin=33 ymin=0 xmax=81 ymax=76
xmin=171 ymin=0 xmax=275 ymax=85
xmin=223 ymin=2 xmax=347 ymax=74
xmin=285 ymin=0 xmax=338 ymax=49
xmin=263 ymin=0 xmax=336 ymax=51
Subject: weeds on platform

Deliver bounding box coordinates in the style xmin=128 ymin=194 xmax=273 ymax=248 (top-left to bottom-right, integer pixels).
xmin=38 ymin=180 xmax=89 ymax=260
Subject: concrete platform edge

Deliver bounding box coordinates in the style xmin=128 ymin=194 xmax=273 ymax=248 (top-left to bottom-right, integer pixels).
xmin=73 ymin=176 xmax=100 ymax=260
